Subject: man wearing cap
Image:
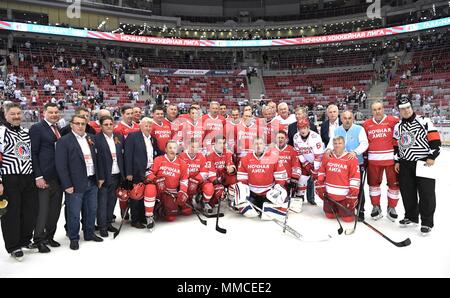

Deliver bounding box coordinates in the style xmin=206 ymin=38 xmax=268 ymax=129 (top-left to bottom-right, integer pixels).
xmin=393 ymin=98 xmax=441 ymax=235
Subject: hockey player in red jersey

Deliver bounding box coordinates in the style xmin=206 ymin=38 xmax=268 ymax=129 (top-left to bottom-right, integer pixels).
xmin=176 ymin=106 xmax=205 ymax=152
xmin=260 ymin=105 xmax=286 ymax=145
xmin=236 ymin=137 xmax=288 ymax=218
xmin=179 ymin=139 xmax=215 ymax=214
xmin=205 ymin=135 xmax=237 ymax=210
xmin=236 ymin=110 xmax=260 ymax=158
xmin=114 ymin=106 xmax=140 ymax=138
xmin=362 ymin=101 xmax=400 ymax=221
xmin=273 ymin=131 xmax=304 ymax=212
xmin=151 ymin=105 xmax=176 ymax=153
xmin=165 ymin=103 xmax=181 ymax=132
xmin=201 ymin=101 xmax=226 ymax=149
xmin=143 ymin=141 xmax=190 ymax=224
xmin=316 ymin=136 xmax=361 ymax=222
xmin=224 ymin=108 xmax=241 ymax=155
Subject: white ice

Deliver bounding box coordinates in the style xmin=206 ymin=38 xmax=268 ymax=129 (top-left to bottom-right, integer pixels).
xmin=1 ymin=149 xmax=450 ymax=278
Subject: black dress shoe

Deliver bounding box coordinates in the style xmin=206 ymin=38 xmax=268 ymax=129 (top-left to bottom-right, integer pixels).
xmin=37 ymin=242 xmax=51 ymax=253
xmin=99 ymin=230 xmax=109 ymax=238
xmin=47 ymin=239 xmax=61 ymax=248
xmin=308 ymin=201 xmax=317 ymax=206
xmin=107 ymin=225 xmax=119 ymax=233
xmin=70 ymin=240 xmax=79 ymax=250
xmin=85 ymin=234 xmax=104 ymax=242
xmin=131 ymin=222 xmax=145 ymax=229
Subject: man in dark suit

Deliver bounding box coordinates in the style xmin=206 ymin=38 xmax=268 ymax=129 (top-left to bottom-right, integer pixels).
xmin=30 ymin=103 xmax=63 ymax=253
xmin=320 ymin=104 xmax=341 ymax=147
xmin=60 ymin=107 xmax=96 ymax=136
xmin=287 ymin=106 xmax=318 ymax=205
xmin=288 ymin=106 xmax=318 ymax=146
xmin=124 ymin=117 xmax=162 ymax=229
xmin=95 ymin=116 xmax=124 ymax=237
xmin=55 ymin=115 xmax=104 ymax=250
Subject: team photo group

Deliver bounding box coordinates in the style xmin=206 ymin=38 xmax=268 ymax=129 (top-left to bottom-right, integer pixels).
xmin=0 ymin=96 xmax=441 ymax=261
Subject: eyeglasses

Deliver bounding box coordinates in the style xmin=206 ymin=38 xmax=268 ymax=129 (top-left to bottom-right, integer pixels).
xmin=72 ymin=122 xmax=86 ymax=126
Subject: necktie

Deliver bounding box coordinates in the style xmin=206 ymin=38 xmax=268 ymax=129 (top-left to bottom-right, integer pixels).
xmin=51 ymin=124 xmax=61 ymax=140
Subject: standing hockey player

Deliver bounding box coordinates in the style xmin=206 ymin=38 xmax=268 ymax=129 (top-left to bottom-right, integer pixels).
xmin=316 ymin=136 xmax=361 ymax=222
xmin=179 ymin=139 xmax=214 ymax=214
xmin=176 ymin=106 xmax=204 ymax=152
xmin=201 ymin=101 xmax=226 ymax=149
xmin=292 ymin=117 xmax=324 ymax=206
xmin=236 ymin=137 xmax=288 ymax=218
xmin=151 ymin=105 xmax=175 ymax=153
xmin=114 ymin=106 xmax=140 ymax=138
xmin=144 ymin=141 xmax=190 ymax=223
xmin=236 ymin=110 xmax=260 ymax=158
xmin=363 ymin=101 xmax=400 ymax=221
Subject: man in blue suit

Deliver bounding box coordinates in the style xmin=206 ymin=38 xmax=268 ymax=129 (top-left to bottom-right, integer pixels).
xmin=30 ymin=102 xmax=63 ymax=253
xmin=56 ymin=115 xmax=104 ymax=250
xmin=124 ymin=118 xmax=162 ymax=229
xmin=95 ymin=116 xmax=124 ymax=237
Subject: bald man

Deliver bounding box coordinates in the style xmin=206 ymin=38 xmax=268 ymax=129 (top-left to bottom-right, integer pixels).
xmin=326 ymin=110 xmax=368 ymax=221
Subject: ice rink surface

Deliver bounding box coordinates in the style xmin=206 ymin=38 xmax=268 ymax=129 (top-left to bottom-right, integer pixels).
xmin=1 ymin=149 xmax=449 ymax=278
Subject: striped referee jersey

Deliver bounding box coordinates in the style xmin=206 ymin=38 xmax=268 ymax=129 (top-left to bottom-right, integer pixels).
xmin=393 ymin=113 xmax=441 ymax=162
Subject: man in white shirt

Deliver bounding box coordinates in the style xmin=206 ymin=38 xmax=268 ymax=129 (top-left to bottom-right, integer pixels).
xmin=95 ymin=116 xmax=124 ymax=237
xmin=66 ymin=79 xmax=73 ymax=90
xmin=50 ymin=84 xmax=57 ymax=96
xmin=55 ymin=115 xmax=104 ymax=250
xmin=320 ymin=104 xmax=341 ymax=147
xmin=275 ymin=102 xmax=296 ymax=125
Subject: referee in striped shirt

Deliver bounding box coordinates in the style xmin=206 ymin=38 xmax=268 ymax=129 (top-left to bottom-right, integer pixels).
xmin=0 ymin=103 xmax=38 ymax=261
xmin=394 ymin=98 xmax=441 ymax=236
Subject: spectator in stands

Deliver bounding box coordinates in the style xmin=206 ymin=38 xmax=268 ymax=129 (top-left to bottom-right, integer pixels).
xmin=50 ymin=84 xmax=57 ymax=96
xmin=219 ymin=104 xmax=228 ymax=118
xmin=18 ymin=75 xmax=25 ymax=89
xmin=0 ymin=78 xmax=4 ymax=91
xmin=66 ymin=79 xmax=73 ymax=90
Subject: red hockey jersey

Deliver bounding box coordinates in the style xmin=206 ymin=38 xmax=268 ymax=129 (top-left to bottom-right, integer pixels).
xmin=178 ymin=151 xmax=209 ymax=182
xmin=205 ymin=148 xmax=235 ymax=181
xmin=362 ymin=115 xmax=399 ymax=166
xmin=114 ymin=121 xmax=140 ymax=138
xmin=176 ymin=119 xmax=205 ymax=150
xmin=201 ymin=114 xmax=225 ymax=147
xmin=237 ymin=149 xmax=288 ymax=194
xmin=317 ymin=152 xmax=360 ymax=201
xmin=225 ymin=119 xmax=240 ymax=154
xmin=151 ymin=119 xmax=175 ymax=152
xmin=236 ymin=120 xmax=260 ymax=155
xmin=260 ymin=118 xmax=287 ymax=145
xmin=147 ymin=155 xmax=188 ymax=193
xmin=89 ymin=121 xmax=101 ymax=134
xmin=274 ymin=144 xmax=300 ymax=179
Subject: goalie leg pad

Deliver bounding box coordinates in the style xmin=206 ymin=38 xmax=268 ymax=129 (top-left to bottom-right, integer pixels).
xmin=261 ymin=202 xmax=288 ymax=221
xmin=289 ymin=197 xmax=303 ymax=213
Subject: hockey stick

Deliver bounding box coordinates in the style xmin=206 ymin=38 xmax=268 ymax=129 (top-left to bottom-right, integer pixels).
xmin=345 ymin=168 xmax=367 ymax=235
xmin=248 ymin=201 xmax=332 ymax=242
xmin=113 ymin=204 xmax=130 ymax=239
xmin=283 ymin=188 xmax=294 ymax=233
xmin=215 ymin=197 xmax=226 ymax=234
xmin=186 ymin=202 xmax=208 ymax=226
xmin=326 ymin=196 xmax=411 ymax=247
xmin=166 ymin=191 xmax=207 ymax=226
xmin=326 ymin=195 xmax=343 ymax=235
